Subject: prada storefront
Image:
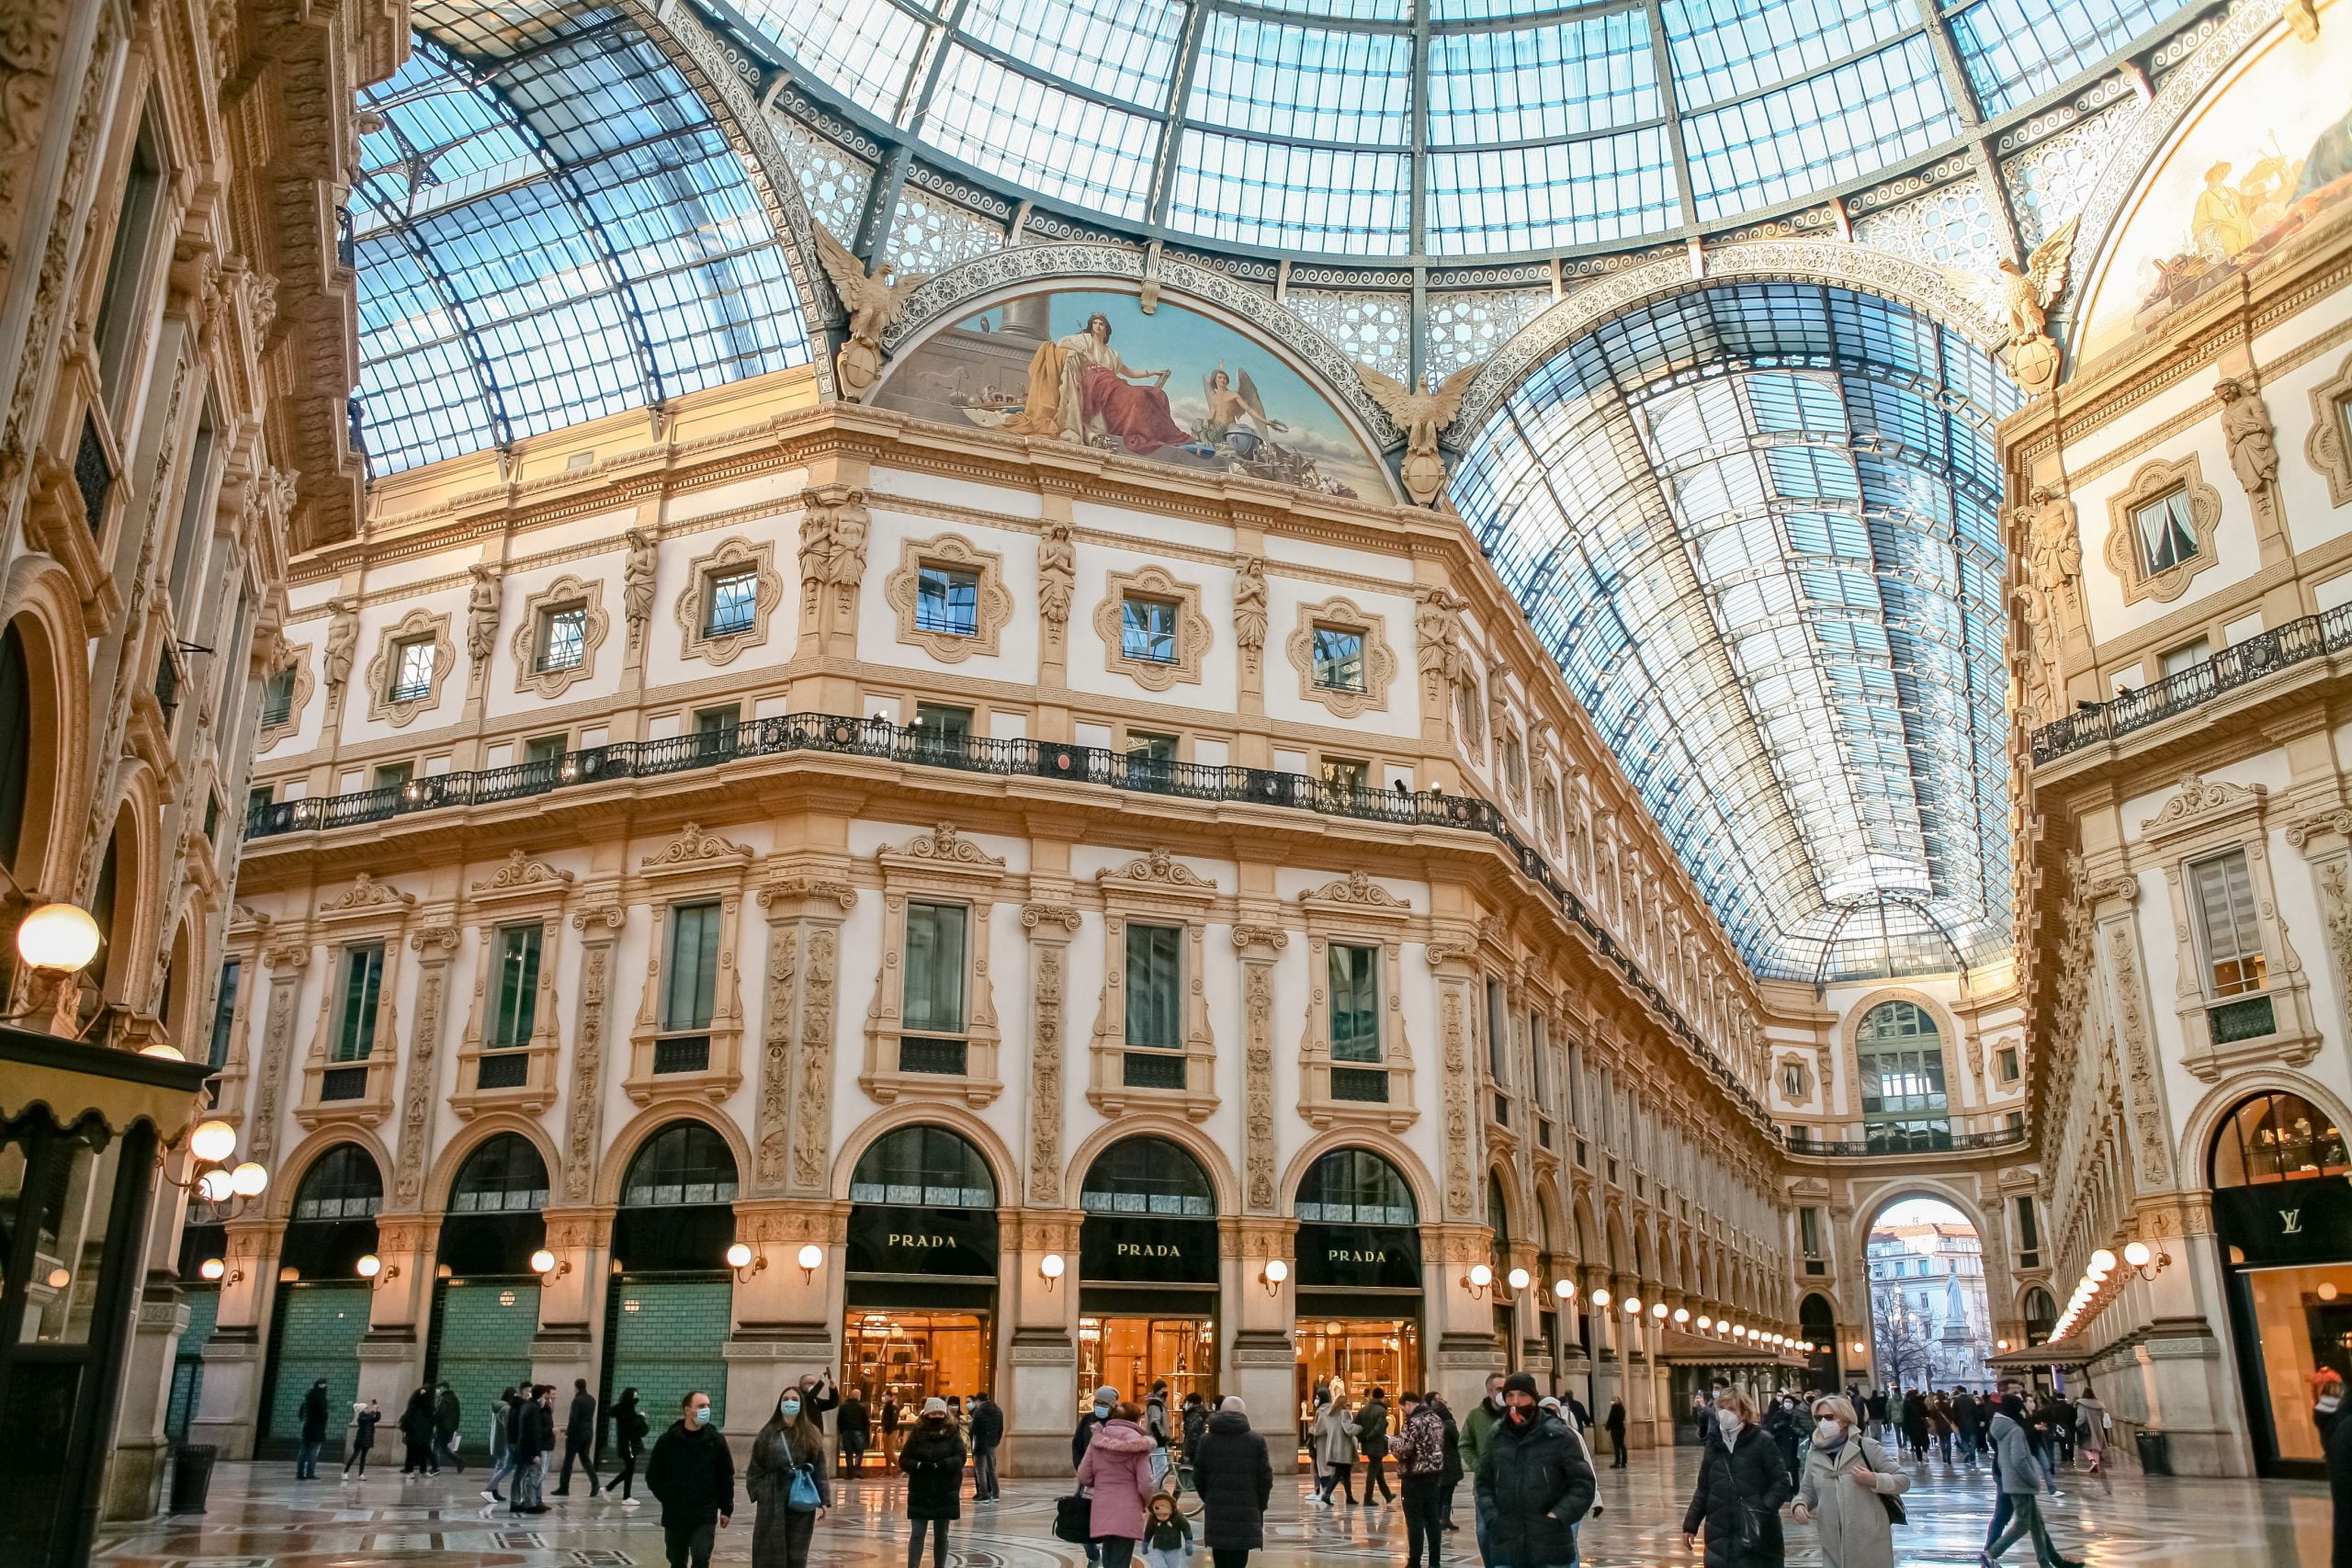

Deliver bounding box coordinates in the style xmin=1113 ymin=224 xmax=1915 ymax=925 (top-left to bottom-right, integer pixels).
xmin=2212 ymin=1091 xmax=2352 ymax=1478
xmin=843 ymin=1126 xmax=999 ymax=1420
xmin=1293 ymin=1148 xmax=1422 ymax=1433
xmin=1078 ymin=1136 xmax=1220 ymax=1410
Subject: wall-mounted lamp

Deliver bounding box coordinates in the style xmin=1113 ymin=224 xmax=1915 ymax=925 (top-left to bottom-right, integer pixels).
xmin=356 ymin=1254 xmax=401 ymax=1291
xmin=2122 ymin=1239 xmax=2167 ymax=1280
xmin=1552 ymin=1278 xmax=1577 ymax=1302
xmin=1673 ymin=1308 xmax=1690 ymax=1325
xmin=724 ymin=1244 xmax=765 ymax=1283
xmin=1651 ymin=1302 xmax=1669 ymax=1322
xmin=165 ymin=1118 xmax=269 ymax=1219
xmin=1589 ymin=1287 xmax=1611 ymax=1309
xmin=1039 ymin=1253 xmax=1066 ymax=1292
xmin=1622 ymin=1295 xmax=1641 ymax=1315
xmin=1261 ymin=1258 xmax=1289 ymax=1298
xmin=436 ymin=1263 xmax=455 ymax=1280
xmin=198 ymin=1257 xmax=243 ymax=1285
xmin=1696 ymin=1314 xmax=1712 ymax=1329
xmin=534 ymin=1249 xmax=575 ymax=1286
xmin=1996 ymin=1337 xmax=2012 ymax=1352
xmin=1850 ymin=1340 xmax=1868 ymax=1356
xmin=1464 ymin=1263 xmax=1494 ymax=1300
xmin=17 ymin=901 xmax=101 ymax=974
xmin=278 ymin=1265 xmax=300 ymax=1283
xmin=797 ymin=1244 xmax=823 ymax=1282
xmin=1506 ymin=1267 xmax=1531 ymax=1293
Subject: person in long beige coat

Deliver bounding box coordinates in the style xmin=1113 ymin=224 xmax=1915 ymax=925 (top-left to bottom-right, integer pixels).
xmin=1790 ymin=1394 xmax=1909 ymax=1568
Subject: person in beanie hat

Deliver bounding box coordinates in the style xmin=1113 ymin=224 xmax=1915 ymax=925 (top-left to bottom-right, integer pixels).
xmin=1188 ymin=1394 xmax=1272 ymax=1565
xmin=899 ymin=1395 xmax=967 ymax=1568
xmin=1476 ymin=1373 xmax=1596 ymax=1568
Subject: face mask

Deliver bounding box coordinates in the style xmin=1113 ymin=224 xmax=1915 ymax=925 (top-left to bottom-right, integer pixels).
xmin=692 ymin=1406 xmax=713 ymax=1427
xmin=780 ymin=1400 xmax=801 ymax=1417
xmin=2323 ymin=1395 xmax=2343 ymax=1415
xmin=1094 ymin=1403 xmax=1111 ymax=1417
xmin=1815 ymin=1419 xmax=1844 ymax=1445
xmin=1717 ymin=1409 xmax=1742 ymax=1442
xmin=1491 ymin=1393 xmax=1506 ymax=1410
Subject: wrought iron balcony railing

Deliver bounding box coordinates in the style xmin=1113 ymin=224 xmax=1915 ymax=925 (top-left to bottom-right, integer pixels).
xmin=1782 ymin=1123 xmax=2029 ymax=1158
xmin=2030 ymin=601 xmax=2352 ymax=763
xmin=246 ymin=710 xmax=1770 ymax=1125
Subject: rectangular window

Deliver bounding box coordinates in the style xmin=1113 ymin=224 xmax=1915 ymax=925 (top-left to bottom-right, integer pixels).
xmin=704 ymin=568 xmax=757 ymax=637
xmin=490 ymin=923 xmax=542 ymax=1049
xmin=915 ymin=564 xmax=979 ymax=636
xmin=372 ymin=761 xmax=413 ymax=793
xmin=1126 ymin=731 xmax=1177 ymax=763
xmin=2189 ymin=848 xmax=2267 ymax=997
xmin=203 ymin=792 xmax=220 ymax=843
xmin=1329 ymin=942 xmax=1379 ymax=1063
xmin=390 ymin=637 xmax=435 ymax=703
xmin=1530 ymin=1014 xmax=1549 ymax=1102
xmin=1125 ymin=923 xmax=1182 ymax=1050
xmin=536 ymin=604 xmax=586 ymax=672
xmin=2134 ymin=488 xmax=2200 ymax=574
xmin=2015 ymin=1195 xmax=2041 ymax=1256
xmin=902 ymin=902 xmax=969 ymax=1035
xmin=522 ymin=733 xmax=565 ymax=765
xmin=2160 ymin=638 xmax=2211 ymax=678
xmin=1800 ymin=1205 xmax=1823 ymax=1258
xmin=1321 ymin=756 xmax=1369 ymax=795
xmin=1486 ymin=978 xmax=1510 ymax=1085
xmin=693 ymin=704 xmax=740 ymax=745
xmin=663 ymin=902 xmax=721 ymax=1032
xmin=334 ymin=944 xmax=385 ymax=1062
xmin=1311 ymin=626 xmax=1366 ymax=691
xmin=912 ymin=703 xmax=972 ymax=747
xmin=1121 ymin=596 xmax=1178 ymax=662
xmin=168 ymin=399 xmax=219 ymax=615
xmin=96 ymin=116 xmax=165 ymax=412
xmin=206 ymin=959 xmax=241 ymax=1073
xmin=1998 ymin=1044 xmax=2020 ymax=1083
xmin=260 ymin=665 xmax=296 ymax=727
xmin=246 ymin=785 xmax=272 ymax=820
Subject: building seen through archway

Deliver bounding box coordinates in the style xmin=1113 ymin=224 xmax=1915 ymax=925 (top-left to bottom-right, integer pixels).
xmin=1867 ymin=1199 xmax=1994 ymax=1391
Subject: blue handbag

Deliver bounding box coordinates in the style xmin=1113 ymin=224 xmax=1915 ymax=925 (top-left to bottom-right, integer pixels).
xmin=782 ymin=1432 xmax=823 ymax=1512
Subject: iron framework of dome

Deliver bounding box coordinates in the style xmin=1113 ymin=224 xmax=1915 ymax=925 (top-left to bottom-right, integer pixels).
xmin=715 ymin=0 xmax=2188 ymax=261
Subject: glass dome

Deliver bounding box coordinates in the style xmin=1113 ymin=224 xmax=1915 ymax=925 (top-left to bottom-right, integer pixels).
xmin=724 ymin=0 xmax=2186 ymax=260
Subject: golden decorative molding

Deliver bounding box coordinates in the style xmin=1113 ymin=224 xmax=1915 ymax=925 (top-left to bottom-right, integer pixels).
xmin=2100 ymin=453 xmax=2222 ymax=607
xmin=508 ymin=573 xmax=609 ymax=700
xmin=1091 ymin=563 xmax=1211 ymax=693
xmin=1284 ymin=593 xmax=1396 ymax=719
xmin=883 ymin=530 xmax=1012 ymax=663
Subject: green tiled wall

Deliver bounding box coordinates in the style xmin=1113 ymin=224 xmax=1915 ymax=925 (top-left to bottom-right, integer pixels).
xmin=427 ymin=1280 xmax=539 ymax=1451
xmin=264 ymin=1282 xmax=370 ymax=1450
xmin=165 ymin=1287 xmax=220 ymax=1440
xmin=604 ymin=1278 xmax=729 ymax=1430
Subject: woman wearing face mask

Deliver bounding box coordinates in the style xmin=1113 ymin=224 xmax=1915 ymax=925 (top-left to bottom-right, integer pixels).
xmin=1681 ymin=1387 xmax=1792 ymax=1568
xmin=748 ymin=1386 xmax=830 ymax=1568
xmin=1073 ymin=1400 xmax=1162 ymax=1567
xmin=1790 ymin=1395 xmax=1905 ymax=1568
xmin=899 ymin=1396 xmax=967 ymax=1568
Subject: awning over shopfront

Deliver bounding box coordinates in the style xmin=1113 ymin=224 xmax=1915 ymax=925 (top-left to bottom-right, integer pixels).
xmin=1655 ymin=1328 xmax=1806 ymax=1367
xmin=1986 ymin=1341 xmax=2090 ymax=1371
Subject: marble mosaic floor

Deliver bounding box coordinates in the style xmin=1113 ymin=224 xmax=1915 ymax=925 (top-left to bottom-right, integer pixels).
xmin=96 ymin=1446 xmax=2335 ymax=1566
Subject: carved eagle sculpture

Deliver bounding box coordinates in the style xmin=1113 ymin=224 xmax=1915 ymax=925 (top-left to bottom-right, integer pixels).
xmin=811 ymin=224 xmax=930 ymax=400
xmin=1994 ymin=213 xmax=2081 ymax=345
xmin=1354 ymin=361 xmax=1484 ymax=508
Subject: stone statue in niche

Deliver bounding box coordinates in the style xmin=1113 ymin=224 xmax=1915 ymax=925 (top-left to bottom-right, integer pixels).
xmin=466 ymin=565 xmax=500 ymax=664
xmin=1233 ymin=555 xmax=1267 ymax=663
xmin=1037 ymin=519 xmax=1074 ymax=633
xmin=322 ymin=598 xmax=358 ymax=696
xmin=623 ymin=527 xmax=657 ymax=644
xmin=2217 ymin=377 xmax=2280 ymax=502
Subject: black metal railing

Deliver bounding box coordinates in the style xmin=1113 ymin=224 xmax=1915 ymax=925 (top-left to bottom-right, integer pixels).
xmin=2031 ymin=602 xmax=2352 ymax=763
xmin=1783 ymin=1123 xmax=2029 ymax=1159
xmin=249 ymin=709 xmax=1773 ymax=1125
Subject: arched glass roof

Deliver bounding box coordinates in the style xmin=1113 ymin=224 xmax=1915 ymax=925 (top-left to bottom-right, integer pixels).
xmin=351 ymin=11 xmax=814 ymax=475
xmin=1451 ymin=283 xmax=2018 ymax=983
xmin=722 ymin=0 xmax=2186 ymax=259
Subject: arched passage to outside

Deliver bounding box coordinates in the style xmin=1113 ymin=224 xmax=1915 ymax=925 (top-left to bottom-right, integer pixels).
xmin=260 ymin=1145 xmax=383 ymax=1454
xmin=1078 ymin=1134 xmax=1219 ymax=1407
xmin=1865 ymin=1196 xmax=1993 ymax=1392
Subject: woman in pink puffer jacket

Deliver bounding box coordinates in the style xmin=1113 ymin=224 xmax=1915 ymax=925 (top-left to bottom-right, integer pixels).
xmin=1073 ymin=1403 xmax=1163 ymax=1566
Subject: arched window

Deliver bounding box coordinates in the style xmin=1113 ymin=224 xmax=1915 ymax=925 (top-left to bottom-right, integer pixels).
xmin=1487 ymin=1171 xmax=1511 ymax=1274
xmin=1295 ymin=1148 xmax=1416 ymax=1225
xmin=2021 ymin=1286 xmax=2057 ymax=1346
xmin=292 ymin=1145 xmax=382 ymax=1222
xmin=849 ymin=1125 xmax=994 ymax=1209
xmin=621 ymin=1122 xmax=738 ymax=1207
xmin=449 ymin=1134 xmax=549 ymax=1213
xmin=2212 ymin=1091 xmax=2350 ymax=1186
xmin=1080 ymin=1135 xmax=1213 ymax=1217
xmin=1856 ymin=1000 xmax=1951 ymax=1152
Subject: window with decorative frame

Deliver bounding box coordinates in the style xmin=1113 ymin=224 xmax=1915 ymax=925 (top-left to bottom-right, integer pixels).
xmin=367 ymin=608 xmax=455 ymax=727
xmin=452 ymin=852 xmax=573 ymax=1113
xmin=1286 ymin=595 xmax=1396 ymax=719
xmin=537 ymin=604 xmax=586 ymax=672
xmin=389 ymin=637 xmax=435 ymax=702
xmin=1093 ymin=564 xmax=1209 ymax=691
xmin=860 ymin=824 xmax=1005 ymax=1105
xmin=625 ymin=825 xmax=752 ymax=1102
xmin=1086 ymin=850 xmax=1219 ymax=1120
xmin=2104 ymin=454 xmax=2222 ymax=605
xmin=1296 ymin=873 xmax=1416 ymax=1130
xmin=674 ymin=537 xmax=782 ymax=666
xmin=886 ymin=533 xmax=1012 ymax=663
xmin=298 ymin=875 xmax=419 ymax=1125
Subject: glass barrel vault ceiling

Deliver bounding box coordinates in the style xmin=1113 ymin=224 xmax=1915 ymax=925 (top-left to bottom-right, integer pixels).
xmin=352 ymin=9 xmax=814 ymax=475
xmin=1450 ymin=285 xmax=2020 ymax=984
xmin=725 ymin=0 xmax=2188 ymax=259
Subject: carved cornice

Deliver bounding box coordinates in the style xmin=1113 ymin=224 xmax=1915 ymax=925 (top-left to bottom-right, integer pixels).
xmin=2139 ymin=773 xmax=2268 ymax=840
xmin=1021 ymin=901 xmax=1084 ymax=934
xmin=469 ymin=850 xmax=576 ymax=896
xmin=640 ymin=823 xmax=754 ymax=870
xmin=884 ymin=822 xmax=1006 ymax=867
xmin=1229 ymin=923 xmax=1289 ymax=952
xmin=319 ymin=874 xmax=416 ymax=913
xmin=1095 ymin=848 xmax=1218 ymax=895
xmin=757 ymin=873 xmax=859 ymax=911
xmin=1300 ymin=871 xmax=1413 ymax=910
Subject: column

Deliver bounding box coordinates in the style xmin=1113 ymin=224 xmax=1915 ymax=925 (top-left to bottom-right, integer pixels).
xmin=530 ymin=1208 xmax=613 ymax=1396
xmin=102 ymin=1174 xmax=197 ymax=1518
xmin=1225 ymin=1216 xmax=1298 ymax=1453
xmin=1584 ymin=1264 xmax=1622 ymax=1451
xmin=189 ymin=1218 xmax=285 ymax=1456
xmin=1003 ymin=1211 xmax=1082 ymax=1477
xmin=725 ymin=1200 xmax=849 ymax=1461
xmin=356 ymin=1215 xmax=435 ymax=1418
xmin=1510 ymin=1239 xmax=1547 ymax=1382
xmin=1425 ymin=1222 xmax=1504 ymax=1416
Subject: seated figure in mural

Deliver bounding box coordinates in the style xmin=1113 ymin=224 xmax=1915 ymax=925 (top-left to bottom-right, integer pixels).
xmin=1197 ymin=364 xmax=1289 ymax=457
xmin=1006 ymin=312 xmax=1193 ymax=455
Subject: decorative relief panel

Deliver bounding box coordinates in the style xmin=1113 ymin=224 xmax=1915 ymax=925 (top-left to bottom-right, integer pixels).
xmin=1282 ymin=288 xmax=1412 ymax=385
xmin=1850 ymin=175 xmax=2001 ymax=271
xmin=888 ymin=187 xmax=1007 ymax=276
xmin=2006 ymin=105 xmax=2127 ymax=249
xmin=774 ymin=115 xmax=875 ymax=240
xmin=1425 ymin=288 xmax=1550 ymax=380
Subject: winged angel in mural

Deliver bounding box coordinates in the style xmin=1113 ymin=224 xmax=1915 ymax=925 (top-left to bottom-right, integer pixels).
xmin=1941 ymin=216 xmax=2078 ymax=396
xmin=811 ymin=224 xmax=929 ymax=402
xmin=1354 ymin=362 xmax=1483 ymax=507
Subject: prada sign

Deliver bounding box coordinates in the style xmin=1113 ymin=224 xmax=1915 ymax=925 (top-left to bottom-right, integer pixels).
xmin=2213 ymin=1179 xmax=2352 ymax=1268
xmin=845 ymin=1203 xmax=998 ymax=1278
xmin=1080 ymin=1216 xmax=1218 ymax=1283
xmin=1295 ymin=1223 xmax=1421 ymax=1290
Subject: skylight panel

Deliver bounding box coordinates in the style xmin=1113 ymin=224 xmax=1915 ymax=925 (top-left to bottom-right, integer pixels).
xmin=1423 ymin=132 xmax=1679 ymax=254
xmin=1950 ymin=0 xmax=2179 ymax=116
xmin=1660 ymin=0 xmax=1917 ymax=109
xmin=925 ymin=45 xmax=1161 ymax=220
xmin=1679 ymin=36 xmax=1958 ymax=221
xmin=735 ymin=0 xmax=928 ymax=119
xmin=1425 ymin=13 xmax=1658 ymax=144
xmin=1168 ymin=131 xmax=1410 ymax=254
xmin=1187 ymin=13 xmax=1412 ymax=145
xmin=1247 ymin=0 xmax=1410 ymax=18
xmin=957 ymin=0 xmax=1186 ymax=107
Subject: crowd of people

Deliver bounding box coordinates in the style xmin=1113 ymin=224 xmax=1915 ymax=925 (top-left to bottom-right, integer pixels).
xmin=290 ymin=1366 xmax=2139 ymax=1568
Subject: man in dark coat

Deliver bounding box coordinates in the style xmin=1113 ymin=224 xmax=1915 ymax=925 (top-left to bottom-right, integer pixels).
xmin=1356 ymin=1389 xmax=1394 ymax=1503
xmin=646 ymin=1390 xmax=734 ymax=1568
xmin=1433 ymin=1393 xmax=1464 ymax=1532
xmin=433 ymin=1382 xmax=464 ymax=1471
xmin=968 ymin=1390 xmax=1005 ymax=1501
xmin=509 ymin=1385 xmax=554 ymax=1513
xmin=297 ymin=1380 xmax=331 ymax=1479
xmin=1475 ymin=1373 xmax=1597 ymax=1568
xmin=1189 ymin=1395 xmax=1272 ymax=1564
xmin=1680 ymin=1395 xmax=1793 ymax=1568
xmin=556 ymin=1378 xmax=600 ymax=1495
xmin=1604 ymin=1396 xmax=1628 ymax=1468
xmin=794 ymin=1370 xmax=841 ymax=1437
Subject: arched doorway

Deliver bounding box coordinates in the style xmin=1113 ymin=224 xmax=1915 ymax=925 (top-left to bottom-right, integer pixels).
xmin=1855 ymin=1001 xmax=1952 ymax=1153
xmin=1078 ymin=1134 xmax=1217 ymax=1410
xmin=2211 ymin=1089 xmax=2352 ymax=1477
xmin=426 ymin=1134 xmax=549 ymax=1432
xmin=604 ymin=1121 xmax=737 ymax=1426
xmin=1864 ymin=1197 xmax=1991 ymax=1389
xmin=1293 ymin=1147 xmax=1421 ymax=1429
xmin=260 ymin=1145 xmax=382 ymax=1455
xmin=1800 ymin=1292 xmax=1838 ymax=1391
xmin=842 ymin=1125 xmax=998 ymax=1430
